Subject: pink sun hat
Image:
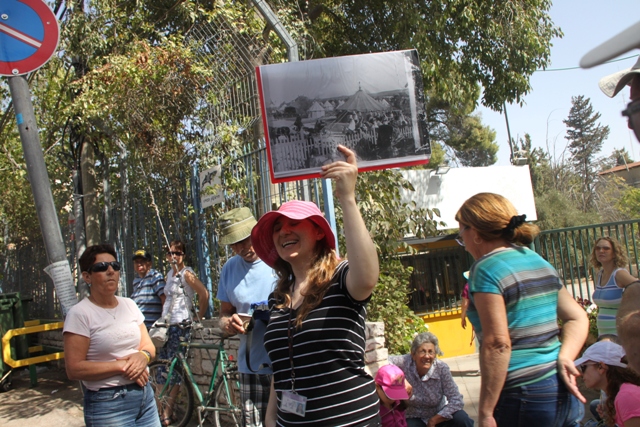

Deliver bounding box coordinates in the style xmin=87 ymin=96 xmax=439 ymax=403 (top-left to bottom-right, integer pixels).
xmin=251 ymin=200 xmax=336 ymax=268
xmin=375 ymin=364 xmax=410 ymax=401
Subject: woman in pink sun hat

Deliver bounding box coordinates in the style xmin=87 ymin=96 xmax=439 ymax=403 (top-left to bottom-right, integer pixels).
xmin=253 ymin=145 xmax=380 ymax=427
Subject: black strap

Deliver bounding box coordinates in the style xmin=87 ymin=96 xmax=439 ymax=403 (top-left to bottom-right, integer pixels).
xmin=245 ymin=317 xmax=270 ymax=373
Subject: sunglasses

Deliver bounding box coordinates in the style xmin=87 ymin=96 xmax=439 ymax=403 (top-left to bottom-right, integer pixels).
xmin=580 ymin=363 xmax=597 ymax=374
xmin=88 ymin=261 xmax=121 ymax=273
xmin=167 ymin=251 xmax=184 ymax=256
xmin=622 ymin=99 xmax=640 ymax=143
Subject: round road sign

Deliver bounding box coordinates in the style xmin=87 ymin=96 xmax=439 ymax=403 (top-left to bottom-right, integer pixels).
xmin=0 ymin=0 xmax=60 ymax=76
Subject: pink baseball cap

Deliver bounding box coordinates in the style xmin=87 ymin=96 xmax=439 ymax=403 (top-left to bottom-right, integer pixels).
xmin=251 ymin=200 xmax=336 ymax=268
xmin=375 ymin=364 xmax=409 ymax=401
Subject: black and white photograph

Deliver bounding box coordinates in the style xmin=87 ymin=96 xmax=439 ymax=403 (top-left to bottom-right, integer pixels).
xmin=256 ymin=49 xmax=430 ymax=183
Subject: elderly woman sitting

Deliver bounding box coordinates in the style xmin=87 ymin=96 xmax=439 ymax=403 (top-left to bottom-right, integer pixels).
xmin=388 ymin=332 xmax=473 ymax=427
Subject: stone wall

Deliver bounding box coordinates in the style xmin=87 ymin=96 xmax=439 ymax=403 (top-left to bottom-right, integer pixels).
xmin=187 ymin=320 xmax=387 ymax=394
xmin=32 ymin=319 xmax=388 ymax=390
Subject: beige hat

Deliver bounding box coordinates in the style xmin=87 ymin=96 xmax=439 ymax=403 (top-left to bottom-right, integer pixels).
xmin=218 ymin=207 xmax=257 ymax=245
xmin=598 ymin=57 xmax=640 ymax=98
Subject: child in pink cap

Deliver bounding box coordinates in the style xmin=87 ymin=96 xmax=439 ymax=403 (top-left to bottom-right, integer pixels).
xmin=375 ymin=364 xmax=412 ymax=427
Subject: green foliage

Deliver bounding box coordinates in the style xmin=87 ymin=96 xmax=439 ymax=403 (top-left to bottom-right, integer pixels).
xmin=617 ymin=187 xmax=640 ymax=219
xmin=367 ymin=260 xmax=429 ymax=355
xmin=563 ymin=95 xmax=610 ymax=212
xmin=275 ymin=0 xmax=560 ymax=111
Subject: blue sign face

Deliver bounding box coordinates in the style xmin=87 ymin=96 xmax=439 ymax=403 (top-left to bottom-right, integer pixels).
xmin=0 ymin=0 xmax=45 ymax=62
xmin=0 ymin=0 xmax=59 ymax=76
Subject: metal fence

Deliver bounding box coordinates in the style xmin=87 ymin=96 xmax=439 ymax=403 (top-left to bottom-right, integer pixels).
xmin=534 ymin=219 xmax=640 ymax=301
xmin=402 ymin=218 xmax=640 ymax=316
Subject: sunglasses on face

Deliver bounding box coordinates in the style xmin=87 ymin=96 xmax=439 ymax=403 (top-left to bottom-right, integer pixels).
xmin=88 ymin=261 xmax=121 ymax=273
xmin=580 ymin=363 xmax=597 ymax=374
xmin=167 ymin=251 xmax=184 ymax=256
xmin=622 ymin=99 xmax=640 ymax=143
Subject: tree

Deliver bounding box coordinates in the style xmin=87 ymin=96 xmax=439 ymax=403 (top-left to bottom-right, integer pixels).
xmin=275 ymin=0 xmax=560 ymax=111
xmin=563 ymin=95 xmax=610 ymax=212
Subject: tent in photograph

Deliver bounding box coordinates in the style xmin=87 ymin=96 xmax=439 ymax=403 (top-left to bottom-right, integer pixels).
xmin=337 ymin=87 xmax=386 ymax=112
xmin=308 ymin=101 xmax=325 ymax=118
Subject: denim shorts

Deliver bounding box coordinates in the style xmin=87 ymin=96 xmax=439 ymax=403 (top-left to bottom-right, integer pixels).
xmin=494 ymin=373 xmax=584 ymax=427
xmin=84 ymin=382 xmax=161 ymax=427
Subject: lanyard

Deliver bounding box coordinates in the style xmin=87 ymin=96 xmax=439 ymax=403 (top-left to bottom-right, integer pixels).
xmin=287 ymin=284 xmax=296 ymax=391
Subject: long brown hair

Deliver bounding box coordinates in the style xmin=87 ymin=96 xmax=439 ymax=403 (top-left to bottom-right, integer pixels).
xmin=272 ymin=245 xmax=339 ymax=327
xmin=603 ymin=364 xmax=640 ymax=427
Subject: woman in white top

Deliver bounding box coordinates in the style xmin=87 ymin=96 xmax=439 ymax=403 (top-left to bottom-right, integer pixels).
xmin=63 ymin=244 xmax=159 ymax=427
xmin=156 ymin=240 xmax=209 ymax=425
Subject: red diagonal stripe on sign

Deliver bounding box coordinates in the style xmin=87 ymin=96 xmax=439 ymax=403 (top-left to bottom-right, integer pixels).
xmin=0 ymin=22 xmax=42 ymax=49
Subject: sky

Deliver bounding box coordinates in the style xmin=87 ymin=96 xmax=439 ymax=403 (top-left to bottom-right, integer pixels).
xmin=476 ymin=0 xmax=640 ymax=166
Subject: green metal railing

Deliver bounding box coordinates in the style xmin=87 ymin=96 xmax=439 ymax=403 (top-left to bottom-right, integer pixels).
xmin=404 ymin=219 xmax=640 ymax=315
xmin=534 ymin=219 xmax=640 ymax=301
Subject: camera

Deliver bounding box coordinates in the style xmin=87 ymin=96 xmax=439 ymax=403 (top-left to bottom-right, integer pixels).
xmin=244 ymin=301 xmax=270 ymax=332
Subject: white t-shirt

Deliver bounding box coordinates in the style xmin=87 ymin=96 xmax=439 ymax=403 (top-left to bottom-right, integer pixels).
xmin=161 ymin=267 xmax=196 ymax=324
xmin=63 ymin=296 xmax=144 ymax=390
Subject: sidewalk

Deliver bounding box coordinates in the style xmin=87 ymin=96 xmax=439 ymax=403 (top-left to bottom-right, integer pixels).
xmin=443 ymin=352 xmax=599 ymax=426
xmin=443 ymin=353 xmax=481 ymax=423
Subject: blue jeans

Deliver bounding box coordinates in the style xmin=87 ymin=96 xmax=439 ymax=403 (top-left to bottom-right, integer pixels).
xmin=84 ymin=382 xmax=161 ymax=427
xmin=493 ymin=374 xmax=584 ymax=427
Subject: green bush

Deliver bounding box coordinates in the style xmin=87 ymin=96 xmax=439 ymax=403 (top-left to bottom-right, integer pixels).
xmin=367 ymin=259 xmax=428 ymax=355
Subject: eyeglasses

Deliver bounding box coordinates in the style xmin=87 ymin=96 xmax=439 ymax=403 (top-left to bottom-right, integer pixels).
xmin=167 ymin=251 xmax=184 ymax=256
xmin=88 ymin=261 xmax=121 ymax=273
xmin=580 ymin=363 xmax=597 ymax=374
xmin=622 ymin=99 xmax=640 ymax=143
xmin=456 ymin=226 xmax=468 ymax=246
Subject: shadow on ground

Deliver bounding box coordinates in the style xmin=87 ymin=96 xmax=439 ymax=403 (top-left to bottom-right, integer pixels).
xmin=0 ymin=365 xmax=84 ymax=427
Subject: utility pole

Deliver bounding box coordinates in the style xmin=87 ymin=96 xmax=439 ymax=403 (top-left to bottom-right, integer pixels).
xmin=8 ymin=76 xmax=78 ymax=314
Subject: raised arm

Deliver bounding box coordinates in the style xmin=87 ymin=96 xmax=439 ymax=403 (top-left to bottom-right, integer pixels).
xmin=184 ymin=270 xmax=210 ymax=319
xmin=320 ymin=145 xmax=379 ymax=301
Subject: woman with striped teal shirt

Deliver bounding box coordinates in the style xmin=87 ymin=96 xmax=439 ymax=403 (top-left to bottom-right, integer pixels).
xmin=455 ymin=193 xmax=589 ymax=427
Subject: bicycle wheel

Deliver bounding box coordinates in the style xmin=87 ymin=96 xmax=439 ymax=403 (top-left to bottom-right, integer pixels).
xmin=149 ymin=360 xmax=194 ymax=427
xmin=210 ymin=366 xmax=242 ymax=427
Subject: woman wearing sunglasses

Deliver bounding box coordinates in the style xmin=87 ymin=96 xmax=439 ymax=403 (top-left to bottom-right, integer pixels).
xmin=575 ymin=341 xmax=640 ymax=427
xmin=63 ymin=244 xmax=160 ymax=427
xmin=156 ymin=240 xmax=209 ymax=425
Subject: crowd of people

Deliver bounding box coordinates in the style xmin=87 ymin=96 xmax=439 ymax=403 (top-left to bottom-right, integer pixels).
xmin=60 ymin=22 xmax=640 ymax=427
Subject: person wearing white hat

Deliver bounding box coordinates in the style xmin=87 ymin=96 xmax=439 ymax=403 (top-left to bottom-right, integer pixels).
xmin=574 ymin=341 xmax=640 ymax=427
xmin=581 ymin=20 xmax=640 ymax=375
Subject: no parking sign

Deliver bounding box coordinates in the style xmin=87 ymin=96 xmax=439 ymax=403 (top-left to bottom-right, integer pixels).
xmin=0 ymin=0 xmax=59 ymax=76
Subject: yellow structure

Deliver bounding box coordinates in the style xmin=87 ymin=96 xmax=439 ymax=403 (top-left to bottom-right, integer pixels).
xmin=422 ymin=309 xmax=476 ymax=357
xmin=2 ymin=321 xmax=64 ymax=368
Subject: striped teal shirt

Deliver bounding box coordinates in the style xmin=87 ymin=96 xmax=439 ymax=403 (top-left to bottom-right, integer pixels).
xmin=467 ymin=245 xmax=562 ymax=389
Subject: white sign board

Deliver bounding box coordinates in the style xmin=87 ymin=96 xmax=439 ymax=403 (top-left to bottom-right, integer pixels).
xmin=199 ymin=165 xmax=223 ymax=208
xmin=400 ymin=165 xmax=537 ymax=230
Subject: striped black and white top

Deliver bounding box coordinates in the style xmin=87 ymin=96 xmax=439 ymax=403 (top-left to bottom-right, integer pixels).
xmin=264 ymin=261 xmax=379 ymax=426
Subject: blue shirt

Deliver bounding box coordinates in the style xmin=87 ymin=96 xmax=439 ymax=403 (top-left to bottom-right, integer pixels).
xmin=216 ymin=256 xmax=275 ymax=374
xmin=131 ymin=268 xmax=166 ymax=328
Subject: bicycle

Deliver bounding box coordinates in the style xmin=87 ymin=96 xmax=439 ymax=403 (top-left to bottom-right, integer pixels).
xmin=149 ymin=320 xmax=242 ymax=427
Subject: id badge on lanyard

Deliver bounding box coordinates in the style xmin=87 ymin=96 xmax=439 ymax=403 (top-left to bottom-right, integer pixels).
xmin=282 ymin=295 xmax=307 ymax=417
